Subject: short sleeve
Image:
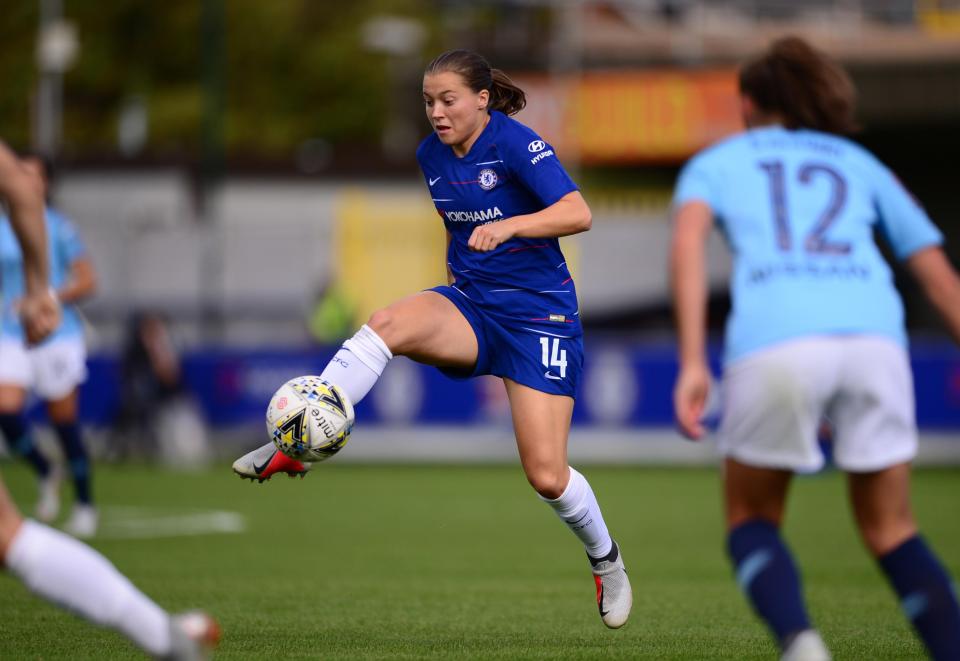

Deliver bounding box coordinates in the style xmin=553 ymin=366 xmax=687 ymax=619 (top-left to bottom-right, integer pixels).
xmin=672 ymin=152 xmax=723 ymax=211
xmin=872 ymin=163 xmax=942 ymax=260
xmin=505 ymin=131 xmax=577 ymax=208
xmin=415 ymin=138 xmax=432 ymax=187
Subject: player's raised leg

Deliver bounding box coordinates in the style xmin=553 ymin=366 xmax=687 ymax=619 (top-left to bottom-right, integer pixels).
xmin=233 ymin=291 xmax=478 ymax=481
xmin=724 ymin=459 xmax=829 ymax=660
xmin=505 ymin=378 xmax=632 ymax=628
xmin=0 ymin=480 xmax=219 ymax=659
xmin=849 ymin=464 xmax=960 ymax=660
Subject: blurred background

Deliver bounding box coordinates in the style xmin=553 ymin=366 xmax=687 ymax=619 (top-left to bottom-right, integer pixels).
xmin=3 ymin=0 xmax=960 ymax=464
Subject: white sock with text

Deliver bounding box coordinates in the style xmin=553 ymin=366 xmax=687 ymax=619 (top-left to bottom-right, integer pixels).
xmin=541 ymin=467 xmax=614 ymax=559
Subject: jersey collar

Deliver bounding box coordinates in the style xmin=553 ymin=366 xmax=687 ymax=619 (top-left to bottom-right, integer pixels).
xmin=456 ymin=111 xmax=499 ymax=163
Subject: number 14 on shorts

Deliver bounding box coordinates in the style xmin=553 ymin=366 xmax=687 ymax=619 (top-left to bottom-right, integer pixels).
xmin=539 ymin=337 xmax=568 ymax=380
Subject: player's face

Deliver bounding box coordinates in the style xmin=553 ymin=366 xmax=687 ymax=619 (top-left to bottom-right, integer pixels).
xmin=423 ymin=71 xmax=490 ymax=157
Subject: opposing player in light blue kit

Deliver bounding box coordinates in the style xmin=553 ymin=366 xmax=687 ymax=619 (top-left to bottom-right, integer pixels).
xmin=671 ymin=36 xmax=960 ymax=660
xmin=0 ymin=140 xmax=219 ymax=659
xmin=234 ymin=49 xmax=632 ymax=628
xmin=0 ymin=154 xmax=99 ymax=537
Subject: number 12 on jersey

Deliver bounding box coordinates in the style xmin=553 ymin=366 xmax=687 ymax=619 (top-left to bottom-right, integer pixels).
xmin=539 ymin=337 xmax=568 ymax=379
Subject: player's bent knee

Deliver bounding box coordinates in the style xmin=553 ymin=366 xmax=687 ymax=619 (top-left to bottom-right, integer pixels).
xmin=365 ymin=308 xmax=407 ymax=352
xmin=857 ymin=520 xmax=917 ymax=557
xmin=525 ymin=466 xmax=568 ymax=499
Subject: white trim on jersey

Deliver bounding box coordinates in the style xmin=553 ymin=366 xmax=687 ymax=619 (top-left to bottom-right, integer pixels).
xmin=475 ymin=160 xmax=503 ymax=165
xmin=520 ymin=327 xmax=572 ymax=339
xmin=451 ymin=285 xmax=473 ymax=300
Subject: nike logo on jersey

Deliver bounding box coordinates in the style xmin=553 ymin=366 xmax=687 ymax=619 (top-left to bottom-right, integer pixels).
xmin=429 ymin=176 xmax=441 ymax=186
xmin=544 ymin=371 xmax=563 ymax=381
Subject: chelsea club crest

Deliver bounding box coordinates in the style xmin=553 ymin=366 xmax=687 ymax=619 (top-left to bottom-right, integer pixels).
xmin=478 ymin=168 xmax=498 ymax=190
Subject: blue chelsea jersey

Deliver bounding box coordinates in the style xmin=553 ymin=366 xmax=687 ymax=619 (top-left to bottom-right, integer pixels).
xmin=673 ymin=126 xmax=943 ymax=364
xmin=416 ymin=111 xmax=582 ymax=334
xmin=0 ymin=208 xmax=87 ymax=342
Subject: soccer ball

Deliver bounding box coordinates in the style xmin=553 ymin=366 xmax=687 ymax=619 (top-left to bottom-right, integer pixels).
xmin=266 ymin=376 xmax=354 ymax=462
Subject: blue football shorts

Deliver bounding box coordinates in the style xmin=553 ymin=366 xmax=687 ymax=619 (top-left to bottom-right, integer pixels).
xmin=429 ymin=285 xmax=583 ymax=398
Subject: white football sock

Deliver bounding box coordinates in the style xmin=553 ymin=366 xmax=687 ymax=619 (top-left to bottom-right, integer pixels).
xmin=5 ymin=519 xmax=172 ymax=657
xmin=541 ymin=467 xmax=614 ymax=559
xmin=320 ymin=324 xmax=393 ymax=405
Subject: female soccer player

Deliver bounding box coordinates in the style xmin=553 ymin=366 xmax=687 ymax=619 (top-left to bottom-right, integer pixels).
xmin=234 ymin=49 xmax=632 ymax=628
xmin=671 ymin=36 xmax=960 ymax=660
xmin=0 ymin=154 xmax=98 ymax=537
xmin=0 ymin=141 xmax=219 ymax=659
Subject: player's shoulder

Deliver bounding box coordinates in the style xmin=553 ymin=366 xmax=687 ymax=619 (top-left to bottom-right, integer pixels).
xmin=416 ymin=132 xmax=443 ymax=164
xmin=491 ymin=111 xmax=545 ymax=150
xmin=829 ymin=133 xmax=886 ymax=171
xmin=790 ymin=130 xmax=893 ymax=191
xmin=680 ymin=131 xmax=749 ymax=176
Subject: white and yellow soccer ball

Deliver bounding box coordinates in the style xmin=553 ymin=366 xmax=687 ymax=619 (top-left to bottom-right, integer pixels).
xmin=266 ymin=376 xmax=355 ymax=462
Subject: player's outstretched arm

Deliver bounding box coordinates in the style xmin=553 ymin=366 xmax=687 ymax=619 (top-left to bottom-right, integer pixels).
xmin=907 ymin=245 xmax=960 ymax=345
xmin=467 ymin=191 xmax=591 ymax=252
xmin=670 ymin=200 xmax=713 ymax=440
xmin=0 ymin=142 xmax=59 ymax=343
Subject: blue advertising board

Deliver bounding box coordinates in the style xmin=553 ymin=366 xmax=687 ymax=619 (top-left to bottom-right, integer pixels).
xmin=73 ymin=340 xmax=960 ymax=430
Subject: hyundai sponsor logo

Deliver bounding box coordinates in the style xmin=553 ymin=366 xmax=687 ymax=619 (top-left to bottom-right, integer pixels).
xmin=530 ymin=149 xmax=555 ymax=165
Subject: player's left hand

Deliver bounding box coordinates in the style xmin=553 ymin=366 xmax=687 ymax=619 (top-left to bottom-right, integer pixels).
xmin=468 ymin=220 xmax=516 ymax=252
xmin=674 ymin=361 xmax=711 ymax=441
xmin=18 ymin=289 xmax=61 ymax=345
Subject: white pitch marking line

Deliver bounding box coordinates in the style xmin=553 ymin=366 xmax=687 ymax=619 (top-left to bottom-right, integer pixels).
xmin=94 ymin=507 xmax=247 ymax=540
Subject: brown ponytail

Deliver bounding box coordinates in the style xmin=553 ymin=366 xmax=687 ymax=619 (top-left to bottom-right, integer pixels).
xmin=739 ymin=36 xmax=858 ymax=135
xmin=489 ymin=68 xmax=526 ymax=115
xmin=425 ymin=50 xmax=527 ymax=116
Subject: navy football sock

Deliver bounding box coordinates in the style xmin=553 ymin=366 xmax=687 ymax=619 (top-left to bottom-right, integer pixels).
xmin=54 ymin=422 xmax=92 ymax=505
xmin=878 ymin=535 xmax=960 ymax=661
xmin=0 ymin=413 xmax=50 ymax=477
xmin=728 ymin=519 xmax=811 ymax=647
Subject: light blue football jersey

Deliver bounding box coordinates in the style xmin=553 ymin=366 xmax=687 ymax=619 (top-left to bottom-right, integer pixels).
xmin=673 ymin=126 xmax=942 ymax=364
xmin=417 ymin=110 xmax=582 ymax=335
xmin=0 ymin=208 xmax=87 ymax=342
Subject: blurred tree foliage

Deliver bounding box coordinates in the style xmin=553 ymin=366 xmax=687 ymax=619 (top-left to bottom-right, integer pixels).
xmin=0 ymin=1 xmax=436 ymax=162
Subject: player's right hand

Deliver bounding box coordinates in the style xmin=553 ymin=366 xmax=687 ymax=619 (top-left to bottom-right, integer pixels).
xmin=18 ymin=289 xmax=60 ymax=345
xmin=673 ymin=361 xmax=711 ymax=441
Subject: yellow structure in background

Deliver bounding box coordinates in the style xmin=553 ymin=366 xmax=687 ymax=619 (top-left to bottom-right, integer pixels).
xmin=335 ymin=189 xmax=447 ymax=324
xmin=334 ymin=188 xmax=581 ymax=324
xmin=919 ymin=2 xmax=960 ymax=34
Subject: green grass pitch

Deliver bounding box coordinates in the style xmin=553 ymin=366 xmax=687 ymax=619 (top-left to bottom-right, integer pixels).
xmin=1 ymin=461 xmax=957 ymax=659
